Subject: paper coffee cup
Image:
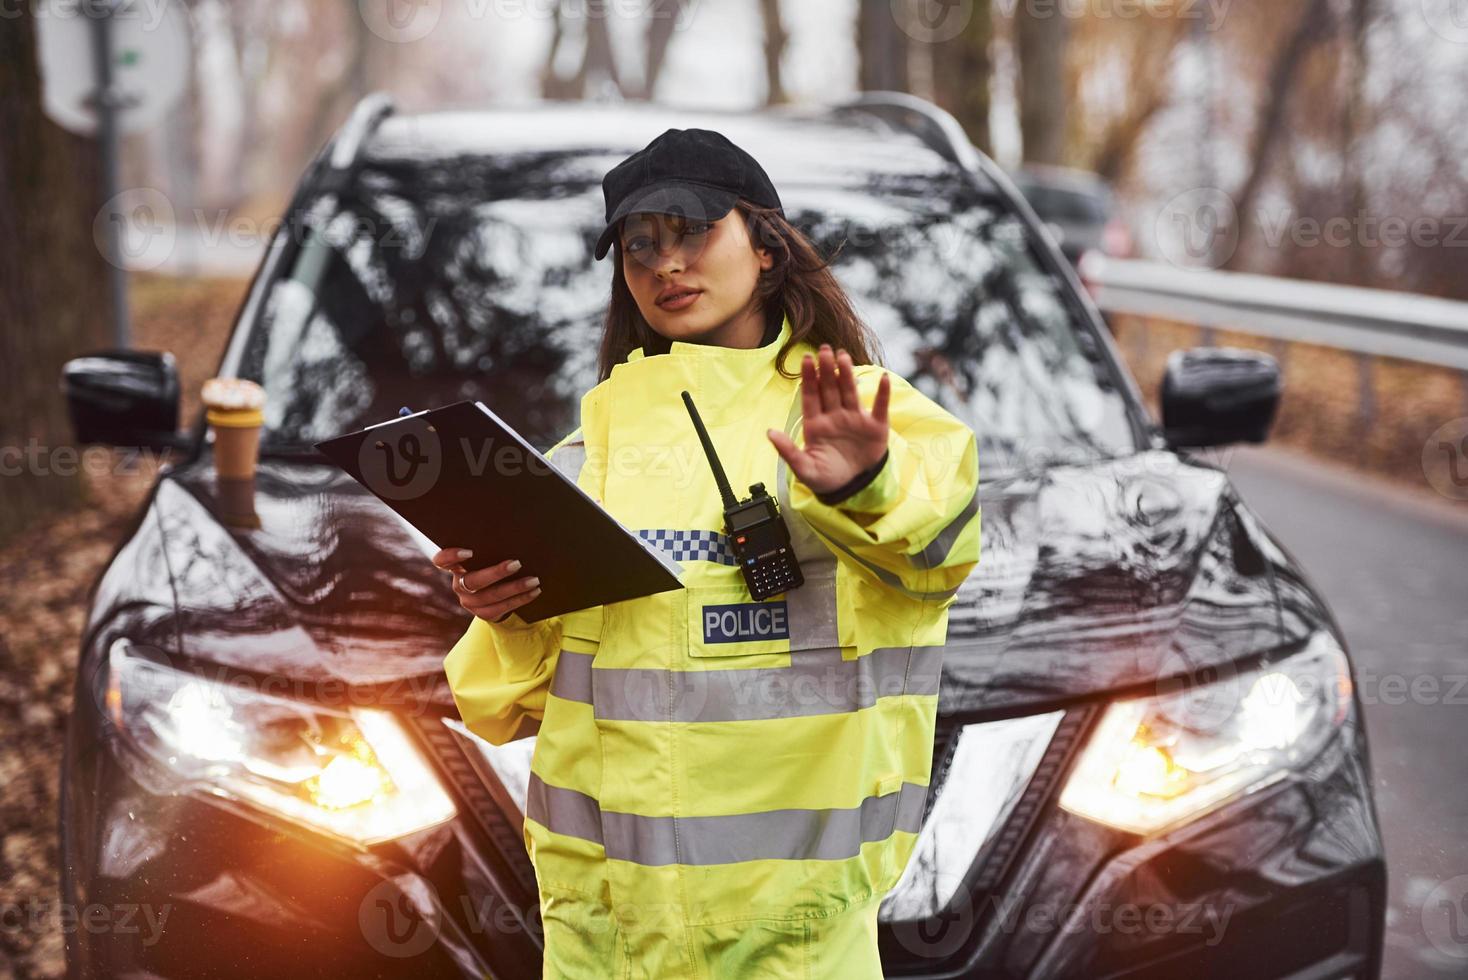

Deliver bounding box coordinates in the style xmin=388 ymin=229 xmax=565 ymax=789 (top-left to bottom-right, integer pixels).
xmin=202 ymin=377 xmax=266 ymax=480
xmin=216 ymin=475 xmax=262 ymax=530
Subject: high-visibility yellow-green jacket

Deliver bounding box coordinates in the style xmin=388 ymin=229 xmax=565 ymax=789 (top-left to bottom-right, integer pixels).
xmin=444 ymin=313 xmax=981 ymax=978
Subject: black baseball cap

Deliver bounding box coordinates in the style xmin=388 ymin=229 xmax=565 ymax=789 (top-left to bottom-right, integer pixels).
xmin=594 ymin=128 xmax=784 ymax=261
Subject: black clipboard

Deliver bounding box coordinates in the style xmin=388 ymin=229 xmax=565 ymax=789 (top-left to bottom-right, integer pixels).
xmin=314 ymin=400 xmax=685 ymax=623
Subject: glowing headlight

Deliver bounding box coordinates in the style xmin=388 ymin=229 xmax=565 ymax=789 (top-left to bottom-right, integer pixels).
xmin=105 ymin=640 xmax=455 ymax=846
xmin=1059 ymin=631 xmax=1352 ymax=836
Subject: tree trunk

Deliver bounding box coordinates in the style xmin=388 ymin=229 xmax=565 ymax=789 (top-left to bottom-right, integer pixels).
xmin=930 ymin=0 xmax=993 ymax=156
xmin=541 ymin=1 xmax=573 ymax=98
xmin=542 ymin=1 xmax=623 ymax=99
xmin=1223 ymin=0 xmax=1333 ymax=270
xmin=0 ymin=7 xmax=115 ymax=544
xmin=858 ymin=0 xmax=908 ymax=92
xmin=759 ymin=0 xmax=788 ymax=105
xmin=581 ymin=1 xmax=622 ymax=96
xmin=1339 ymin=0 xmax=1372 ymax=284
xmin=1086 ymin=20 xmax=1188 ymax=183
xmin=638 ymin=0 xmax=681 ymax=99
xmin=1015 ymin=4 xmax=1067 ymax=165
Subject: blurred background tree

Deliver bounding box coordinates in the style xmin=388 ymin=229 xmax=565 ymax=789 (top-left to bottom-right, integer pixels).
xmin=0 ymin=6 xmax=115 ymax=540
xmin=6 ymin=0 xmax=1466 ymax=468
xmin=89 ymin=0 xmax=1464 ymax=301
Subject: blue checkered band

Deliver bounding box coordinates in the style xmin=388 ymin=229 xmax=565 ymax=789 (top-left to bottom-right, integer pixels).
xmin=636 ymin=528 xmax=738 ymax=566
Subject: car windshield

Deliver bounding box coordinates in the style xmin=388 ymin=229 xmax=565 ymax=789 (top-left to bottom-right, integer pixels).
xmin=236 ymin=150 xmax=1139 ymax=477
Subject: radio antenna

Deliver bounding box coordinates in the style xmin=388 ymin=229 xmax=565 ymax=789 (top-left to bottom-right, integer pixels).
xmin=681 ymin=390 xmax=739 ymax=511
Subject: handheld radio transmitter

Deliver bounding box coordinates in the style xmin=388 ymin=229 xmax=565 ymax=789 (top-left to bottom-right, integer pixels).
xmin=681 ymin=390 xmax=804 ymax=600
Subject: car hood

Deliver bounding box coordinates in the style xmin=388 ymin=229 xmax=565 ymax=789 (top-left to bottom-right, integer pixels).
xmin=145 ymin=449 xmax=1310 ymax=715
xmin=151 ymin=456 xmax=466 ymax=708
xmin=938 ymin=449 xmax=1312 ymax=715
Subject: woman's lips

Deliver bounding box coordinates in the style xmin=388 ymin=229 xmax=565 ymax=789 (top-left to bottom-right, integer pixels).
xmin=657 ymin=289 xmax=702 ymax=311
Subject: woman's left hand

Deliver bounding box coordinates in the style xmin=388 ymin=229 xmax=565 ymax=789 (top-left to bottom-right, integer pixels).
xmin=767 ymin=344 xmax=890 ymax=496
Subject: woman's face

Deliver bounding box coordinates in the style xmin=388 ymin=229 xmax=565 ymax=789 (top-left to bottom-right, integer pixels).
xmin=618 ymin=208 xmax=773 ymax=345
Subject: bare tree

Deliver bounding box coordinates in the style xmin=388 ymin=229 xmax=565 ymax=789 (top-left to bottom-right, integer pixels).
xmin=930 ymin=0 xmax=993 ymax=155
xmin=759 ymin=0 xmax=789 ymax=105
xmin=542 ymin=0 xmax=622 ymax=99
xmin=542 ymin=1 xmax=574 ymax=98
xmin=0 ymin=7 xmax=114 ymax=543
xmin=859 ymin=0 xmax=909 ymax=92
xmin=1222 ymin=0 xmax=1333 ymax=270
xmin=1068 ymin=17 xmax=1189 ymax=183
xmin=293 ymin=1 xmax=376 ymax=171
xmin=1014 ymin=3 xmax=1068 ymax=165
xmin=1360 ymin=6 xmax=1468 ymax=299
xmin=636 ymin=0 xmax=683 ymax=99
xmin=1337 ymin=0 xmax=1372 ymax=284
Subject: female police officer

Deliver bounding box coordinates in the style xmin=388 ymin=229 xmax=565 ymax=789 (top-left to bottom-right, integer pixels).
xmin=433 ymin=128 xmax=981 ymax=978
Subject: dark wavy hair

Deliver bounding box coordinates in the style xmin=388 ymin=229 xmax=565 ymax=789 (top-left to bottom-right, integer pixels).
xmin=596 ymin=199 xmax=884 ymax=383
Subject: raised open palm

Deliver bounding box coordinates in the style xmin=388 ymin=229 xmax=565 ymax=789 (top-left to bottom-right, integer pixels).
xmin=767 ymin=344 xmax=891 ymax=495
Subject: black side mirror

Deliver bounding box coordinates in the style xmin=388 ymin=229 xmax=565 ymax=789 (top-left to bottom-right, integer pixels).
xmin=60 ymin=350 xmax=188 ymax=451
xmin=1161 ymin=347 xmax=1281 ymax=448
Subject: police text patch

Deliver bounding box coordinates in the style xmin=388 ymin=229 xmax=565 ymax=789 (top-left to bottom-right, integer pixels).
xmin=701 ymin=601 xmax=790 ymax=644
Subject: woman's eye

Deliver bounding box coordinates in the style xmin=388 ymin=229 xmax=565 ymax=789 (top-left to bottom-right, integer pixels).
xmin=622 ymin=223 xmax=707 ymax=253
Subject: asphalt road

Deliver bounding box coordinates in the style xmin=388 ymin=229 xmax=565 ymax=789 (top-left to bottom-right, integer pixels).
xmin=1219 ymin=444 xmax=1468 ymax=978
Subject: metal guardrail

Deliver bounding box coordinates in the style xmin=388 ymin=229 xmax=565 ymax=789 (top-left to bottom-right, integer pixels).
xmin=1081 ymin=255 xmax=1468 ymax=372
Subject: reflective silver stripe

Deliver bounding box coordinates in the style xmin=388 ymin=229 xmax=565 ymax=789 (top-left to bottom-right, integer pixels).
xmin=550 ymin=650 xmax=595 ymax=704
xmin=601 ymin=780 xmax=930 ymax=866
xmin=808 ymin=524 xmax=963 ymax=601
xmin=525 ymin=772 xmax=603 ymax=846
xmin=913 ymin=485 xmax=980 ymax=570
xmin=901 ymin=647 xmax=943 ymax=696
xmin=777 ymin=385 xmax=970 ymax=600
xmin=527 ymin=771 xmax=930 ymax=863
xmin=783 ymin=560 xmax=839 ymax=648
xmin=583 ymin=646 xmax=944 ymax=722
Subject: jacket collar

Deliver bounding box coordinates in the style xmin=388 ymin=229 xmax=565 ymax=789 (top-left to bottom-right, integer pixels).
xmin=625 ymin=312 xmax=803 ymax=373
xmin=613 ymin=312 xmax=811 ymax=427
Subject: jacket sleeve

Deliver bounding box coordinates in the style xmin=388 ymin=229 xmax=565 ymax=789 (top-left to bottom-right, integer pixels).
xmin=785 ymin=365 xmax=980 ymax=603
xmin=442 ymin=385 xmax=609 ymax=746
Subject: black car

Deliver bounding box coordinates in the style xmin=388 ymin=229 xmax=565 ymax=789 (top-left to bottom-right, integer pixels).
xmin=59 ymin=93 xmax=1385 ymax=978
